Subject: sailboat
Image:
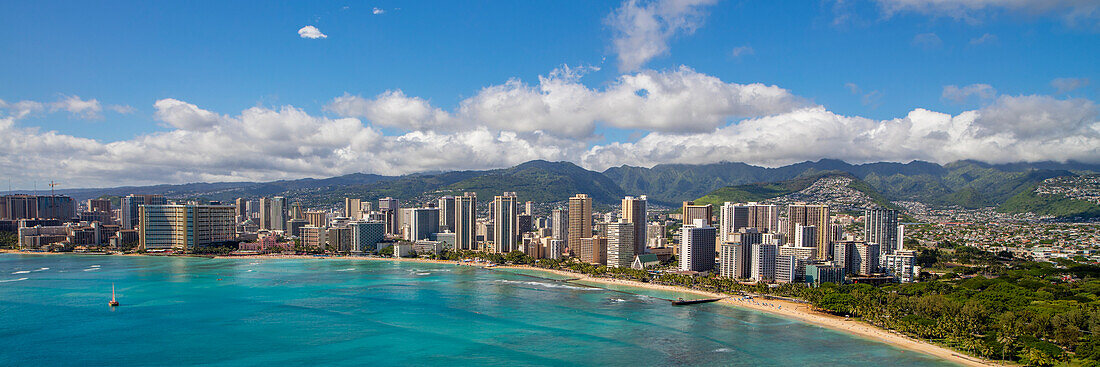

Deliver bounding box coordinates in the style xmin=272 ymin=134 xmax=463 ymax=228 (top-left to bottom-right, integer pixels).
xmin=109 ymin=283 xmax=120 ymax=307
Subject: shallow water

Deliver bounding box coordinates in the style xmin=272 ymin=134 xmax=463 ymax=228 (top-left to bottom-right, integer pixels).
xmin=0 ymin=254 xmax=956 ymax=366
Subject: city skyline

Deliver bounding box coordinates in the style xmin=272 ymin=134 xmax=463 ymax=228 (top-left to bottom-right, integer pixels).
xmin=1 ymin=0 xmax=1098 ymax=189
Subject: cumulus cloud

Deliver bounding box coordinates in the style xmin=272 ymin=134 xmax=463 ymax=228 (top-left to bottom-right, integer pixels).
xmin=51 ymin=95 xmax=103 ymax=119
xmin=2 ymin=70 xmax=1098 ymax=187
xmin=1051 ymin=77 xmax=1090 ymax=93
xmin=372 ymin=7 xmax=385 ymax=15
xmin=942 ymin=84 xmax=997 ymax=104
xmin=581 ymin=96 xmax=1100 ymax=170
xmin=607 ymin=0 xmax=718 ymax=72
xmin=298 ymin=25 xmax=327 ymax=39
xmin=327 ymin=65 xmax=804 ymax=138
xmin=873 ymin=0 xmax=1100 ymax=26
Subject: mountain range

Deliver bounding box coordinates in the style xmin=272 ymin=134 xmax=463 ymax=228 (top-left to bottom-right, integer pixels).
xmin=45 ymin=159 xmax=1100 ymax=220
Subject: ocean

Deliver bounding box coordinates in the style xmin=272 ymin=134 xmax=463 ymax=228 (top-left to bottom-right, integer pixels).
xmin=0 ymin=254 xmax=955 ymax=366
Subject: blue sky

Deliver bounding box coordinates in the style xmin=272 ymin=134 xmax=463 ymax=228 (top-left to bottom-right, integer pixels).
xmin=1 ymin=0 xmax=1098 ymax=188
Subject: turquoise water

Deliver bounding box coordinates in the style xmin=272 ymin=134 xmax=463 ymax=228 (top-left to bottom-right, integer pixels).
xmin=0 ymin=254 xmax=956 ymax=366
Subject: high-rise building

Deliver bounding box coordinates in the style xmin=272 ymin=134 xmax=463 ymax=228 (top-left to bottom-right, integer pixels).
xmin=259 ymin=197 xmax=273 ymax=230
xmin=306 ymin=211 xmax=327 ymax=228
xmin=379 ymin=197 xmax=400 ymax=236
xmin=121 ymin=194 xmax=167 ymax=230
xmin=525 ymin=201 xmax=534 ymax=216
xmin=750 ymin=243 xmax=777 ymax=282
xmin=681 ymin=201 xmax=713 ymax=227
xmin=87 ymin=198 xmax=111 ymax=213
xmin=301 ymin=226 xmax=326 ymax=249
xmin=517 ymin=214 xmax=533 ymax=234
xmin=289 ymin=200 xmax=304 ymax=220
xmin=885 ymin=250 xmax=918 ymax=283
xmin=270 ymin=197 xmax=287 ymax=231
xmin=745 ymin=202 xmax=779 ymax=233
xmin=138 ymin=204 xmax=235 ymax=252
xmin=328 ymin=226 xmax=353 ymax=252
xmin=438 ymin=196 xmax=456 ymax=232
xmin=679 ymin=219 xmax=716 ymax=272
xmin=776 ymin=255 xmax=806 ymax=283
xmin=719 ymin=242 xmax=750 ymax=279
xmin=719 ymin=202 xmax=748 ymax=243
xmin=492 ymin=193 xmax=518 ymax=253
xmin=787 ymin=204 xmax=830 ymax=260
xmin=454 ymin=193 xmax=477 ymax=250
xmin=855 ymin=242 xmax=881 ymax=275
xmin=350 ymin=221 xmax=385 ymax=253
xmin=806 ymin=264 xmax=845 ymax=285
xmin=578 ymin=236 xmax=606 ymax=265
xmin=551 ymin=208 xmax=568 ymax=241
xmin=865 ymin=208 xmax=900 ymax=254
xmin=605 ymin=222 xmax=635 ymax=268
xmin=794 ymin=224 xmax=817 ymax=248
xmin=344 ymin=198 xmax=362 ymax=219
xmin=568 ymin=194 xmax=593 ymax=254
xmin=832 ymin=241 xmax=859 ymax=275
xmin=621 ymin=196 xmax=647 ymax=256
xmin=409 ymin=208 xmax=440 ymax=241
xmin=234 ymin=198 xmax=248 ymax=222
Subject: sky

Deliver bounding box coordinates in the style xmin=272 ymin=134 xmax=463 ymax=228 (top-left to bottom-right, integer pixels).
xmin=1 ymin=0 xmax=1098 ymax=189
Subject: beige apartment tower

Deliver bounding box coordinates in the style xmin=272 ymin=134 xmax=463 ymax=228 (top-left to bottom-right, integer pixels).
xmin=568 ymin=194 xmax=593 ymax=254
xmin=787 ymin=204 xmax=830 ymax=260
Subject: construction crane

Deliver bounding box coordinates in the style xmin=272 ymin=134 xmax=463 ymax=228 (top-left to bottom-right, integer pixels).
xmin=48 ymin=181 xmax=60 ymax=196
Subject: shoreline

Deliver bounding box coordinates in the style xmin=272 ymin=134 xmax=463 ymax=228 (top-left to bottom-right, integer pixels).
xmin=492 ymin=265 xmax=994 ymax=367
xmin=2 ymin=250 xmax=994 ymax=366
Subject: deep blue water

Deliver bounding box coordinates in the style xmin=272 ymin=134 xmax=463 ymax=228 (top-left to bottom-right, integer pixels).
xmin=0 ymin=254 xmax=956 ymax=366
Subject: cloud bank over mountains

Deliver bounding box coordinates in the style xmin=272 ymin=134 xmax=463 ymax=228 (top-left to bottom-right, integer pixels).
xmin=2 ymin=65 xmax=1097 ymax=187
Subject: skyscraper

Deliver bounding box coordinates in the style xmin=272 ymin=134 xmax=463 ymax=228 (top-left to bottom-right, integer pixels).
xmin=379 ymin=197 xmax=399 ymax=236
xmin=139 ymin=204 xmax=234 ymax=252
xmin=524 ymin=201 xmax=534 ymax=216
xmin=679 ymin=219 xmax=716 ymax=272
xmin=492 ymin=192 xmax=518 ymax=253
xmin=578 ymin=236 xmax=606 ymax=265
xmin=719 ymin=242 xmax=750 ymax=279
xmin=621 ymin=195 xmax=647 ymax=256
xmin=344 ymin=198 xmax=362 ymax=219
xmin=121 ymin=194 xmax=167 ymax=230
xmin=787 ymin=204 xmax=830 ymax=260
xmin=270 ymin=196 xmax=287 ymax=231
xmin=454 ymin=192 xmax=477 ymax=250
xmin=234 ymin=198 xmax=247 ymax=222
xmin=87 ymin=198 xmax=111 ymax=213
xmin=855 ymin=242 xmax=881 ymax=275
xmin=681 ymin=201 xmax=713 ymax=227
xmin=750 ymin=243 xmax=777 ymax=282
xmin=258 ymin=197 xmax=273 ymax=230
xmin=551 ymin=208 xmax=568 ymax=241
xmin=794 ymin=224 xmax=817 ymax=248
xmin=409 ymin=207 xmax=440 ymax=241
xmin=605 ymin=222 xmax=635 ymax=268
xmin=438 ymin=196 xmax=456 ymax=232
xmin=568 ymin=194 xmax=592 ymax=254
xmin=865 ymin=208 xmax=900 ymax=254
xmin=720 ymin=202 xmax=779 ymax=242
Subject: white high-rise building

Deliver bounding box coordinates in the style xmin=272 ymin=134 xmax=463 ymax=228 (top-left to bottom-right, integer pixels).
xmin=865 ymin=208 xmax=900 ymax=254
xmin=794 ymin=224 xmax=817 ymax=248
xmin=719 ymin=242 xmax=751 ymax=279
xmin=454 ymin=193 xmax=477 ymax=250
xmin=438 ymin=196 xmax=456 ymax=232
xmin=750 ymin=243 xmax=777 ymax=282
xmin=493 ymin=192 xmax=519 ymax=253
xmin=606 ymin=222 xmax=635 ymax=268
xmin=621 ymin=196 xmax=647 ymax=256
xmin=885 ymin=250 xmax=918 ymax=283
xmin=679 ymin=219 xmax=716 ymax=272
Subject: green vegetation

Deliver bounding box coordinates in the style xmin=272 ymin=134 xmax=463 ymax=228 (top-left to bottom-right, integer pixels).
xmin=0 ymin=231 xmax=18 ymax=249
xmin=692 ymin=172 xmax=897 ymax=208
xmin=999 ymin=184 xmax=1100 ymax=220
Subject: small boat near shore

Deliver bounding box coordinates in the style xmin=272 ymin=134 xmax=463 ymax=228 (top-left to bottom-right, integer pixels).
xmin=671 ymin=297 xmax=723 ymax=306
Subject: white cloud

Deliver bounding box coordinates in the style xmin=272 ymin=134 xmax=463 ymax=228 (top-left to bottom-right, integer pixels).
xmin=373 ymin=7 xmax=385 ymax=15
xmin=582 ymin=96 xmax=1100 ymax=170
xmin=607 ymin=0 xmax=718 ymax=72
xmin=109 ymin=105 xmax=136 ymax=114
xmin=0 ymin=99 xmax=45 ymax=120
xmin=942 ymin=84 xmax=997 ymax=103
xmin=912 ymin=32 xmax=942 ymax=49
xmin=2 ymin=70 xmax=1098 ymax=188
xmin=969 ymin=33 xmax=997 ymax=44
xmin=327 ymin=65 xmax=804 ymax=138
xmin=298 ymin=25 xmax=327 ymax=39
xmin=51 ymin=95 xmax=103 ymax=119
xmin=1051 ymin=77 xmax=1090 ymax=93
xmin=873 ymin=0 xmax=1100 ymax=26
xmin=730 ymin=45 xmax=754 ymax=58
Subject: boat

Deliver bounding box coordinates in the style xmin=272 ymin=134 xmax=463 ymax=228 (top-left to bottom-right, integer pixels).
xmin=109 ymin=284 xmax=120 ymax=307
xmin=670 ymin=297 xmax=723 ymax=306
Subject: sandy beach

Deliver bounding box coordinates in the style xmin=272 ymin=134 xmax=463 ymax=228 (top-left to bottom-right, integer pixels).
xmin=2 ymin=250 xmax=993 ymax=366
xmin=493 ymin=265 xmax=995 ymax=367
